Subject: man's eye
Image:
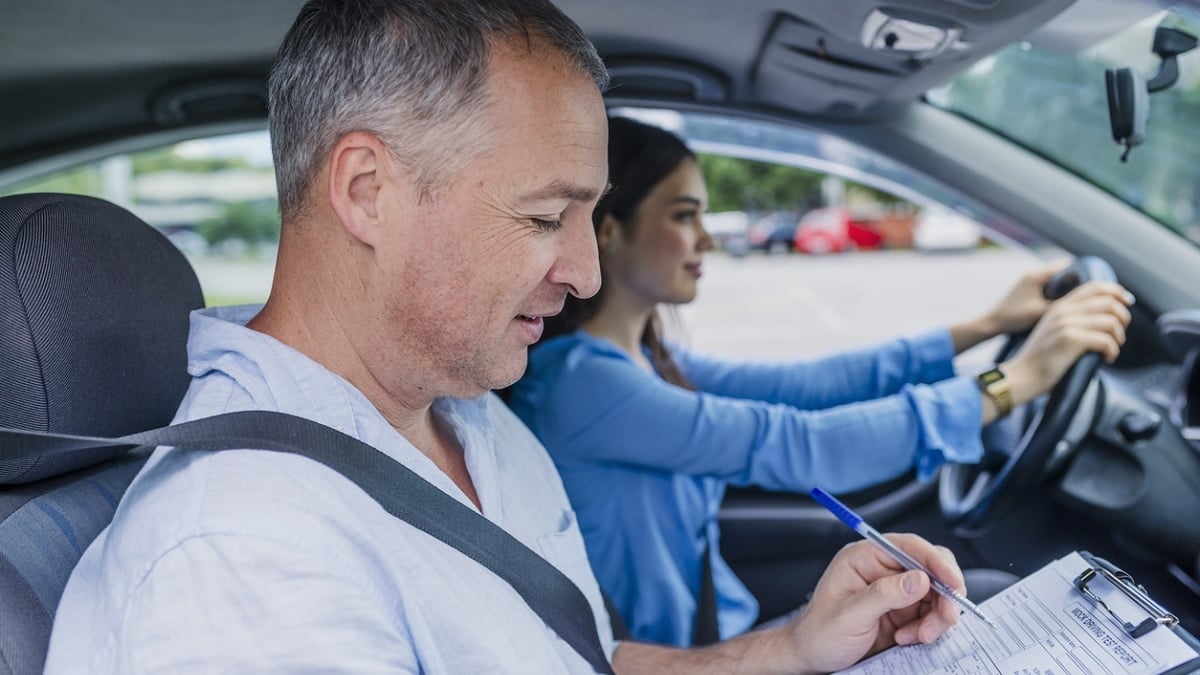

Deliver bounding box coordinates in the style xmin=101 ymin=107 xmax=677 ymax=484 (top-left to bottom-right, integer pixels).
xmin=532 ymin=218 xmax=563 ymax=232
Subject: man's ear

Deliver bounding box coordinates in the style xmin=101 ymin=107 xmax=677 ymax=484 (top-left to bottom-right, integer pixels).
xmin=327 ymin=131 xmax=393 ymax=246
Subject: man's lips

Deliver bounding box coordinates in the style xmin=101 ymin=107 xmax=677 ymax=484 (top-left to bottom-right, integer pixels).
xmin=514 ymin=314 xmax=545 ymax=343
xmin=516 ymin=304 xmax=565 ymax=322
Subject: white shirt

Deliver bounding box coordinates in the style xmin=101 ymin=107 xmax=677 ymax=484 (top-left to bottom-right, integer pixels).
xmin=46 ymin=305 xmax=615 ymax=673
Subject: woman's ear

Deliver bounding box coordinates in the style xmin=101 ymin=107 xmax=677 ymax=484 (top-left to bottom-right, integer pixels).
xmin=598 ymin=214 xmax=623 ymax=255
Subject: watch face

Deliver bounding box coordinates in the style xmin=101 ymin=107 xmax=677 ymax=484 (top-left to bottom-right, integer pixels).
xmin=979 ymin=368 xmax=1005 ymax=386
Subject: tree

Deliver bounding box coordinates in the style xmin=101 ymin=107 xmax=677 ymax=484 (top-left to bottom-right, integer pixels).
xmin=131 ymin=148 xmax=255 ymax=175
xmin=197 ymin=200 xmax=279 ymax=250
xmin=698 ymin=154 xmax=823 ymax=213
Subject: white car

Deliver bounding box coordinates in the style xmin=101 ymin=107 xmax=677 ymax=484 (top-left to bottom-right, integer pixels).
xmin=913 ymin=206 xmax=983 ymax=251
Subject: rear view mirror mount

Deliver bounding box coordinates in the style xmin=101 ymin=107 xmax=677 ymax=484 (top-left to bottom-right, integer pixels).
xmin=1105 ymin=67 xmax=1148 ymax=163
xmin=1105 ymin=23 xmax=1198 ymax=163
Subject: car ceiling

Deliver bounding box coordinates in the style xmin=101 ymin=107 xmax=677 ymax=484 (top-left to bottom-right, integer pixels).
xmin=0 ymin=0 xmax=1177 ymax=174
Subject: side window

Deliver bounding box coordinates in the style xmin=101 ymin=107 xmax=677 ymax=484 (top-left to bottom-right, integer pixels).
xmin=1 ymin=130 xmax=278 ymax=307
xmin=618 ymin=109 xmax=1063 ymax=374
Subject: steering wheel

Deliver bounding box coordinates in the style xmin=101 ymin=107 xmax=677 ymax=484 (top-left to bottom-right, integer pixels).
xmin=939 ymin=256 xmax=1116 ymax=537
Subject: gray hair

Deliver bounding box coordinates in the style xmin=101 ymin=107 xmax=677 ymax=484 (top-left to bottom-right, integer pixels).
xmin=268 ymin=0 xmax=609 ymax=221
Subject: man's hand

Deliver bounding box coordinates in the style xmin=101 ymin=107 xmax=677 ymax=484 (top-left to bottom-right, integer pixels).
xmin=788 ymin=534 xmax=964 ymax=674
xmin=1001 ymin=279 xmax=1133 ymax=406
xmin=611 ymin=534 xmax=964 ymax=675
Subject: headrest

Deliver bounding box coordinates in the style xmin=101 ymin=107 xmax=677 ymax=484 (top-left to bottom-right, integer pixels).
xmin=0 ymin=194 xmax=204 ymax=484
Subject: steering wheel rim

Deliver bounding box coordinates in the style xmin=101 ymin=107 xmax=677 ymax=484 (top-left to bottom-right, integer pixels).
xmin=939 ymin=256 xmax=1115 ymax=537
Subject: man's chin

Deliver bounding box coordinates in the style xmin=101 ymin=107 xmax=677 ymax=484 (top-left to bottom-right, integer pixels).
xmin=481 ymin=353 xmax=529 ymax=393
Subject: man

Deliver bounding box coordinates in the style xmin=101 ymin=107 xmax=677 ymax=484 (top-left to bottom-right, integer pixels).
xmin=47 ymin=1 xmax=967 ymax=672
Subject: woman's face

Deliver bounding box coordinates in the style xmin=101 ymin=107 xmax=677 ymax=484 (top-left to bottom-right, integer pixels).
xmin=608 ymin=158 xmax=714 ymax=306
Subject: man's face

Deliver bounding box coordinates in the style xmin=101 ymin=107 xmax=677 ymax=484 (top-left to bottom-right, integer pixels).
xmin=377 ymin=41 xmax=608 ymax=399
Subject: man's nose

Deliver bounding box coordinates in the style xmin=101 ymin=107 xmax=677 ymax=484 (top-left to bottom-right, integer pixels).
xmin=547 ymin=222 xmax=601 ymax=299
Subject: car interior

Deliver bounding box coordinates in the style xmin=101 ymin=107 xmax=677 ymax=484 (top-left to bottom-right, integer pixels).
xmin=4 ymin=0 xmax=1200 ymax=672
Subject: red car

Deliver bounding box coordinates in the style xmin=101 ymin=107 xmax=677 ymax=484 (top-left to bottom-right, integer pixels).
xmin=792 ymin=207 xmax=883 ymax=255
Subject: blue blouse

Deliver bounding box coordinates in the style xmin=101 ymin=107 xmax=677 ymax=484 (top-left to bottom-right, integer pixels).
xmin=508 ymin=329 xmax=983 ymax=647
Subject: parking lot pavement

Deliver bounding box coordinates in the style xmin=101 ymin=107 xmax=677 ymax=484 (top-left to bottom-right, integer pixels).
xmin=190 ymin=245 xmax=1042 ymax=371
xmin=672 ymin=247 xmax=1044 ymax=367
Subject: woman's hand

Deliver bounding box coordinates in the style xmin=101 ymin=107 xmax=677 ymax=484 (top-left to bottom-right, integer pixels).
xmin=950 ymin=260 xmax=1070 ymax=353
xmin=1001 ymin=280 xmax=1133 ymax=406
xmin=786 ymin=534 xmax=963 ymax=674
xmin=986 ymin=260 xmax=1073 ymax=335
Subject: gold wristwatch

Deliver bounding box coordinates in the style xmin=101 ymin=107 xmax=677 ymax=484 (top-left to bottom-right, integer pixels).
xmin=976 ymin=366 xmax=1013 ymax=418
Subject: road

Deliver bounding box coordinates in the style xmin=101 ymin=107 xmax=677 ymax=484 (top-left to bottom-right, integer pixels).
xmin=191 ymin=246 xmax=1046 ymax=370
xmin=672 ymin=247 xmax=1044 ymax=368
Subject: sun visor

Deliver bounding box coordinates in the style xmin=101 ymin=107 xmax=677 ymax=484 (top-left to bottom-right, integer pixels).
xmin=754 ymin=2 xmax=1073 ymax=118
xmin=753 ymin=14 xmax=918 ymax=116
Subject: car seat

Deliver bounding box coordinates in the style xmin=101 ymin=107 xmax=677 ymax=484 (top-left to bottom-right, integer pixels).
xmin=0 ymin=193 xmax=203 ymax=675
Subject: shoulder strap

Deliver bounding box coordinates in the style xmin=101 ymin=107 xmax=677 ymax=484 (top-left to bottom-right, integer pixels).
xmin=0 ymin=411 xmax=614 ymax=674
xmin=694 ymin=540 xmax=720 ymax=645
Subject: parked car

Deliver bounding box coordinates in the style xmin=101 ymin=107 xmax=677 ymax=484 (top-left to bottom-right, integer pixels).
xmin=792 ymin=206 xmax=885 ymax=254
xmin=3 ymin=0 xmax=1200 ymax=670
xmin=913 ymin=206 xmax=984 ymax=252
xmin=702 ymin=209 xmax=751 ymax=255
xmin=744 ymin=211 xmax=801 ymax=254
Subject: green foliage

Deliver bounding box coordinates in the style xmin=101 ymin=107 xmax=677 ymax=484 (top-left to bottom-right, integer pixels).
xmin=198 ymin=200 xmax=280 ymax=248
xmin=935 ymin=40 xmax=1200 ymax=238
xmin=131 ymin=147 xmax=255 ymax=175
xmin=699 ymin=154 xmax=910 ymax=213
xmin=698 ymin=154 xmax=823 ymax=213
xmin=1 ymin=165 xmax=105 ymax=197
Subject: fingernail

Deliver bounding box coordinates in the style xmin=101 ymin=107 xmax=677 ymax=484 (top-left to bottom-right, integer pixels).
xmin=902 ymin=571 xmax=919 ymax=594
xmin=1124 ymin=291 xmax=1136 ymax=305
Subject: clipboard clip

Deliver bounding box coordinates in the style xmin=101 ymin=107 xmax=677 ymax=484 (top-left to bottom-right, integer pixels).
xmin=1073 ymin=551 xmax=1179 ymax=638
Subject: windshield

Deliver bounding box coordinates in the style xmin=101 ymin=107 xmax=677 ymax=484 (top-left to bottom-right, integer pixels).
xmin=928 ymin=8 xmax=1200 ymax=246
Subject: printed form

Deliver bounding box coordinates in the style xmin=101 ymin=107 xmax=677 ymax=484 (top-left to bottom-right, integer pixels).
xmin=837 ymin=552 xmax=1198 ymax=675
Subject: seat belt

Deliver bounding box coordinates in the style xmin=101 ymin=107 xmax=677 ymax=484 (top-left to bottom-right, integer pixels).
xmin=0 ymin=410 xmax=614 ymax=675
xmin=693 ymin=540 xmax=720 ymax=645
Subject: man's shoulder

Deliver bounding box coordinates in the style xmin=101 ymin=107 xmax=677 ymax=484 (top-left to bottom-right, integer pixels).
xmin=116 ymin=444 xmax=385 ymax=555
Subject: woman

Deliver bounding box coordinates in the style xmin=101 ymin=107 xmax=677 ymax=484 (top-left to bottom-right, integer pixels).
xmin=507 ymin=116 xmax=1132 ymax=647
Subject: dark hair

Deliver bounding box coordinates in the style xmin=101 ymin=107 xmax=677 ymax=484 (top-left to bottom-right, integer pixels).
xmin=268 ymin=0 xmax=608 ymax=221
xmin=541 ymin=116 xmax=697 ymax=389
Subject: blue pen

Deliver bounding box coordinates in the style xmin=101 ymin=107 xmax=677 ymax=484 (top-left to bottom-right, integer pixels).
xmin=810 ymin=487 xmax=999 ymax=631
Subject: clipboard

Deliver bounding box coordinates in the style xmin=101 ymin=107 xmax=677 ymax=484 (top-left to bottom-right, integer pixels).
xmin=835 ymin=549 xmax=1200 ymax=675
xmin=1075 ymin=551 xmax=1200 ymax=675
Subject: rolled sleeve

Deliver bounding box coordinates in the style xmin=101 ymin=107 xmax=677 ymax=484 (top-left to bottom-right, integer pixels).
xmin=908 ymin=375 xmax=984 ymax=481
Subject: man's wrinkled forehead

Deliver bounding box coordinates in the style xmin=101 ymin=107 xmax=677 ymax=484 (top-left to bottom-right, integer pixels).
xmin=516 ymin=179 xmax=613 ymax=207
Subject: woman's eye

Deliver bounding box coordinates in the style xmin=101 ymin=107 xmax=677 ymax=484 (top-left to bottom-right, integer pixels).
xmin=532 ymin=218 xmax=563 ymax=232
xmin=674 ymin=210 xmax=698 ymax=223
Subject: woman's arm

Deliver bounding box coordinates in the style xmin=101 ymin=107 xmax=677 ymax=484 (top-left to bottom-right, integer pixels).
xmin=673 ymin=330 xmax=956 ymax=410
xmin=531 ymin=349 xmax=983 ymax=492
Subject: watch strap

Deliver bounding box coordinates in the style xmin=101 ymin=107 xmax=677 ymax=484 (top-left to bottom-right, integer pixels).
xmin=977 ymin=366 xmax=1013 ymax=417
